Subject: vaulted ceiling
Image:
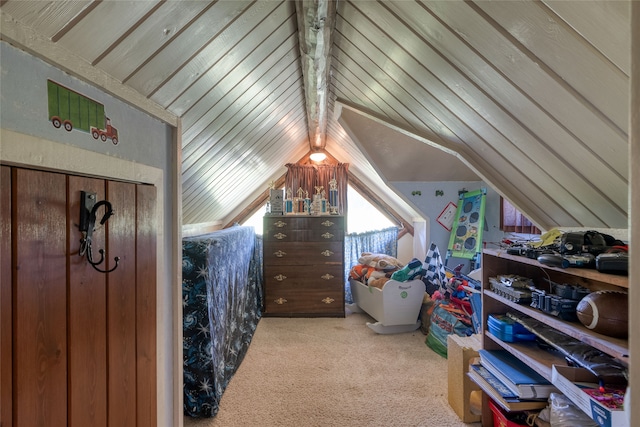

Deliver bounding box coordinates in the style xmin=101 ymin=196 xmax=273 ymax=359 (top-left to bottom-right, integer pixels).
xmin=0 ymin=0 xmax=630 ymax=230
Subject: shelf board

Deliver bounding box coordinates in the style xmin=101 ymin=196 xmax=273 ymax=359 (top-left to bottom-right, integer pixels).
xmin=483 ymin=248 xmax=628 ymax=289
xmin=485 ymin=332 xmax=566 ymax=381
xmin=484 ymin=290 xmax=629 ymax=363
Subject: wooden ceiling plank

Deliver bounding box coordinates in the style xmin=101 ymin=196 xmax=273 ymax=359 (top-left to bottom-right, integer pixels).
xmin=55 ymin=1 xmax=157 ymax=62
xmin=123 ymin=0 xmax=256 ymax=95
xmin=181 ymin=64 xmax=303 ymax=185
xmin=95 ymin=1 xmax=213 ymax=79
xmin=181 ymin=84 xmax=306 ymax=191
xmin=423 ymin=1 xmax=628 ymax=173
xmin=473 ymin=0 xmax=628 ymax=135
xmin=542 ymin=0 xmax=630 ymax=74
xmin=136 ymin=0 xmax=275 ymax=101
xmin=340 ymin=3 xmax=628 ymax=217
xmin=0 ymin=0 xmax=91 ymax=39
xmin=175 ymin=13 xmax=298 ymax=128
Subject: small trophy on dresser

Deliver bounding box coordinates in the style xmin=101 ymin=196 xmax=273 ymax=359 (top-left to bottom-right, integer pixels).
xmin=268 ymin=181 xmax=283 ymax=215
xmin=284 ymin=188 xmax=294 ymax=215
xmin=329 ymin=178 xmax=339 ymax=215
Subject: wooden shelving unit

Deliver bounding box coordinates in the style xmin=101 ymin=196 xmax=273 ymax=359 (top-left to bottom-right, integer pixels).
xmin=475 ymin=249 xmax=629 ymax=426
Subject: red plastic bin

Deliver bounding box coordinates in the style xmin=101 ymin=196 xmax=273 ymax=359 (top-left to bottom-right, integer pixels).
xmin=488 ymin=400 xmax=529 ymax=427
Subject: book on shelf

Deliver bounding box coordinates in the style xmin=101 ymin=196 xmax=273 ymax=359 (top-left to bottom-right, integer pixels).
xmin=469 ymin=363 xmax=517 ymax=399
xmin=467 ymin=363 xmax=549 ymax=412
xmin=479 ymin=349 xmax=558 ymax=399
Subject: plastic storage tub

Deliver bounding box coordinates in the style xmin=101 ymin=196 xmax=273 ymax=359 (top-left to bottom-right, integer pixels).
xmin=487 ymin=314 xmax=536 ymax=342
xmin=489 ymin=400 xmax=529 ymax=427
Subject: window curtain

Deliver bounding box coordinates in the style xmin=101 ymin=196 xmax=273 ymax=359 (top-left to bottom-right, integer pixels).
xmin=343 ymin=227 xmax=399 ymax=303
xmin=500 ymin=197 xmax=541 ymax=234
xmin=284 ymin=163 xmax=349 ymax=214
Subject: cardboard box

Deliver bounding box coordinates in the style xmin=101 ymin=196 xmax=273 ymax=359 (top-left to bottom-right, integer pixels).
xmin=447 ymin=334 xmax=482 ymax=423
xmin=551 ymin=365 xmax=628 ymax=427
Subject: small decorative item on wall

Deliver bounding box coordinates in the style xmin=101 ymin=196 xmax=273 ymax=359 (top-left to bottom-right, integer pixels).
xmin=436 ymin=201 xmax=457 ymax=231
xmin=47 ymin=79 xmax=120 ymax=145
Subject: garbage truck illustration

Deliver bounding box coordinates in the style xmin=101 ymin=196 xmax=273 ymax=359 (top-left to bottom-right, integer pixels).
xmin=47 ymin=79 xmax=119 ymax=145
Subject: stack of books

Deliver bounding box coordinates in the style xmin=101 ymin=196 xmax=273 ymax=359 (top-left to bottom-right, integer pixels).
xmin=468 ymin=349 xmax=557 ymax=411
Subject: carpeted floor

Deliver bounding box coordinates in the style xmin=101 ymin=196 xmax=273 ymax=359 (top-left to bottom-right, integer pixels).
xmin=184 ymin=309 xmax=482 ymax=427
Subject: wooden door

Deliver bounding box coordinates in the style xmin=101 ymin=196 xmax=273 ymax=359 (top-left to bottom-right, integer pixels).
xmin=1 ymin=167 xmax=157 ymax=427
xmin=1 ymin=166 xmax=13 ymax=426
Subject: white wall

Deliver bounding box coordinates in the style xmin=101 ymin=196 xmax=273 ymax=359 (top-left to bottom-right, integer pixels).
xmin=391 ymin=181 xmax=505 ymax=274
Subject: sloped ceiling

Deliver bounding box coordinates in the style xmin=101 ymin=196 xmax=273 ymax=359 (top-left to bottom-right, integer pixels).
xmin=0 ymin=0 xmax=630 ymax=230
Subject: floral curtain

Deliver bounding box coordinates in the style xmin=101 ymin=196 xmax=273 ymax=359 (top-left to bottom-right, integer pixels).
xmin=284 ymin=163 xmax=349 ymax=214
xmin=343 ymin=226 xmax=399 ymax=303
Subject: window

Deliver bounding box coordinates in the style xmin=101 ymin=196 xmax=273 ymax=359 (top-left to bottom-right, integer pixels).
xmin=346 ymin=185 xmax=394 ymax=233
xmin=500 ymin=197 xmax=540 ymax=234
xmin=243 ymin=184 xmax=394 ymax=235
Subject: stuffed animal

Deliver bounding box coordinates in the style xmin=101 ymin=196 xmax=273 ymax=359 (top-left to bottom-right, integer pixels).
xmin=357 ymin=252 xmax=404 ymax=271
xmin=349 ymin=264 xmax=369 ymax=282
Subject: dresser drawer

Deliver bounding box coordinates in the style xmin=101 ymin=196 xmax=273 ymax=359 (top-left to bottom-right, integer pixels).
xmin=263 ymin=216 xmax=344 ymax=242
xmin=263 ymin=227 xmax=343 ymax=242
xmin=263 ymin=241 xmax=343 ymax=265
xmin=264 ymin=264 xmax=344 ymax=287
xmin=263 ymin=284 xmax=344 ymax=316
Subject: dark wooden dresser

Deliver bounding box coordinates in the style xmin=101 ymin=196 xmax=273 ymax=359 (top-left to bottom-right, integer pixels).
xmin=263 ymin=215 xmax=345 ymax=317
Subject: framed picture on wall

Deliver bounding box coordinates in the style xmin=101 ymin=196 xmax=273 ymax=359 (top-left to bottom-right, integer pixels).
xmin=436 ymin=202 xmax=457 ymax=231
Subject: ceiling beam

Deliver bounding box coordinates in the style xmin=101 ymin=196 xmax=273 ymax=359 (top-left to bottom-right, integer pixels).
xmin=295 ymin=0 xmax=337 ymax=153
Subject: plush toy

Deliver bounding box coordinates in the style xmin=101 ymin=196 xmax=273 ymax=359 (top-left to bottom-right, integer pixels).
xmin=349 ymin=264 xmax=369 ymax=281
xmin=357 ymin=252 xmax=404 ymax=271
xmin=349 ymin=262 xmax=395 ymax=288
xmin=368 ymin=276 xmax=390 ymax=289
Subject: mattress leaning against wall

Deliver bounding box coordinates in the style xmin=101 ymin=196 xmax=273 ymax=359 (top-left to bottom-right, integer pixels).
xmin=182 ymin=225 xmax=263 ymax=417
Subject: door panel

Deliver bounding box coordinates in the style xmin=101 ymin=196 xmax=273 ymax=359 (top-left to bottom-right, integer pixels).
xmin=67 ymin=176 xmax=108 ymax=427
xmin=1 ymin=166 xmax=12 ymax=426
xmin=135 ymin=184 xmax=157 ymax=427
xmin=106 ymin=180 xmax=137 ymax=427
xmin=7 ymin=167 xmax=157 ymax=427
xmin=13 ymin=168 xmax=68 ymax=427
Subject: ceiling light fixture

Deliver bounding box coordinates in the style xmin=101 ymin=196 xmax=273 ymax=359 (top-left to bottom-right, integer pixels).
xmin=309 ymin=151 xmax=327 ymax=162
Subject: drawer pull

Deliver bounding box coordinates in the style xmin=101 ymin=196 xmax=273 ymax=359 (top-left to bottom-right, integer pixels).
xmin=274 ymin=250 xmax=286 ymax=257
xmin=321 ymin=220 xmax=335 ymax=227
xmin=321 ymin=232 xmax=334 ymax=239
xmin=321 ymin=273 xmax=335 ymax=280
xmin=274 ymin=232 xmax=287 ymax=240
xmin=274 ymin=220 xmax=286 ymax=228
xmin=322 ymin=297 xmax=335 ymax=304
xmin=274 ymin=297 xmax=288 ymax=305
xmin=320 ymin=250 xmax=334 ymax=257
xmin=274 ymin=274 xmax=287 ymax=281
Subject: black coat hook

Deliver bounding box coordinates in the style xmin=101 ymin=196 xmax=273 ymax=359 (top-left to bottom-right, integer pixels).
xmin=78 ymin=191 xmax=120 ymax=273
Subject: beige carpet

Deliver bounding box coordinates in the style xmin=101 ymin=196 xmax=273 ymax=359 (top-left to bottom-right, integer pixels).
xmin=184 ymin=309 xmax=483 ymax=427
